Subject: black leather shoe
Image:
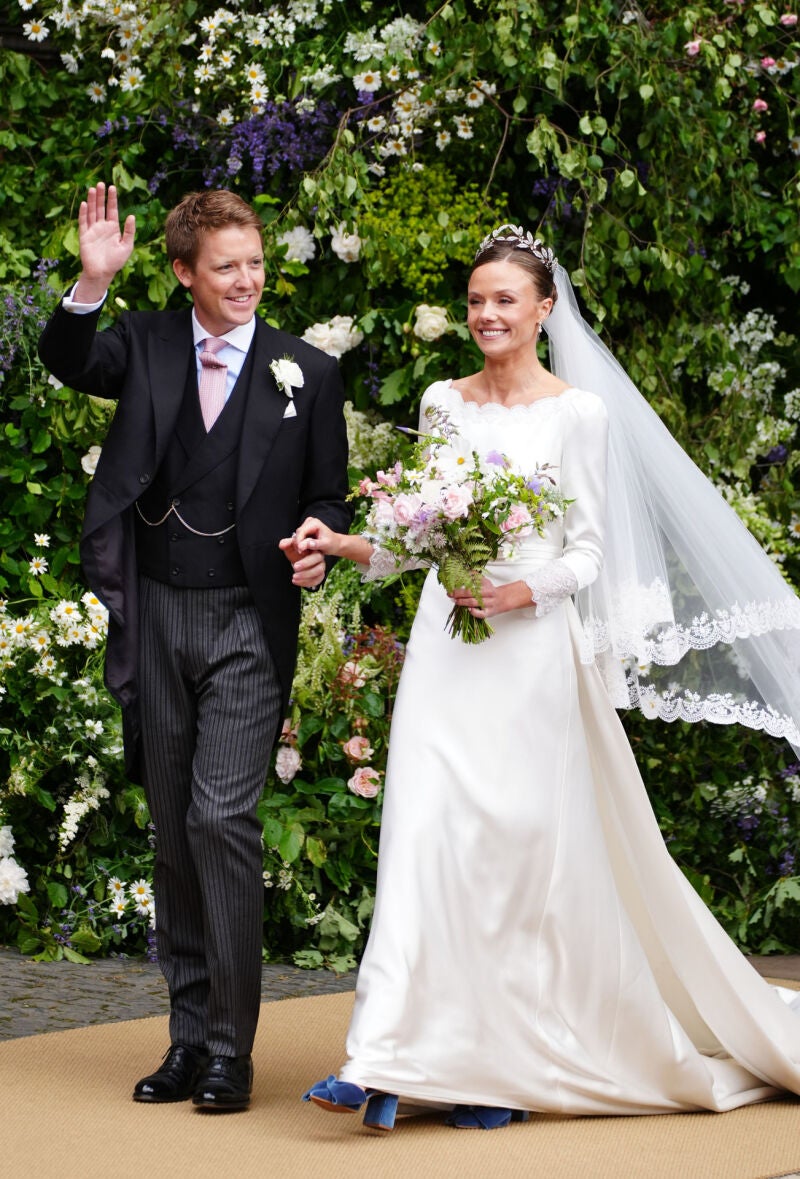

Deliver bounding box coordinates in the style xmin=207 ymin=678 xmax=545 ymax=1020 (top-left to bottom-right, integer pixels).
xmin=192 ymin=1054 xmax=253 ymax=1111
xmin=133 ymin=1044 xmax=209 ymax=1103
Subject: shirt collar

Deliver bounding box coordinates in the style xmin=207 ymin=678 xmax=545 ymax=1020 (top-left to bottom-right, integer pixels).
xmin=191 ymin=310 xmax=257 ymax=353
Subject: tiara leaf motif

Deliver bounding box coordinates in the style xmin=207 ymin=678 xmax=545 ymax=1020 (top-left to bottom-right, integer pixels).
xmin=475 ymin=224 xmax=557 ymax=274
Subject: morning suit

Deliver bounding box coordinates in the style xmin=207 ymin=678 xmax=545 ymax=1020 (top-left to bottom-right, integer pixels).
xmin=39 ymin=302 xmax=351 ymax=1054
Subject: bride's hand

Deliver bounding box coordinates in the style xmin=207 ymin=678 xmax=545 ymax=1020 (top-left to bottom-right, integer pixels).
xmin=450 ymin=577 xmax=534 ymax=618
xmin=286 ymin=517 xmax=340 ymax=557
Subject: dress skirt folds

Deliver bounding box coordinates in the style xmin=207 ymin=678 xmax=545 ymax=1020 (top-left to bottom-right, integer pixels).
xmin=336 ymin=382 xmax=800 ymax=1115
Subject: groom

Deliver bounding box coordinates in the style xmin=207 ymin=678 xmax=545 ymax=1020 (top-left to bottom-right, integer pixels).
xmin=38 ymin=184 xmax=351 ymax=1110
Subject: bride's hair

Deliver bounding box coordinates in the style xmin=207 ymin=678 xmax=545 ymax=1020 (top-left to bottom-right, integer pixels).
xmin=471 ymin=227 xmax=558 ymax=305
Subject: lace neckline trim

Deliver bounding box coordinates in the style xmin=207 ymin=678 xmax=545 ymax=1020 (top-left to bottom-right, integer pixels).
xmin=434 ymin=379 xmax=580 ymax=413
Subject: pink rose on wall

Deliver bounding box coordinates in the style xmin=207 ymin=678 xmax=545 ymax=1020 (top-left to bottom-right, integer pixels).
xmin=343 ymin=735 xmax=375 ymax=762
xmin=275 ymin=745 xmax=302 ymax=784
xmin=753 ymin=98 xmax=769 ymax=113
xmin=348 ymin=767 xmax=382 ymax=798
xmin=779 ymin=13 xmax=798 ymax=27
xmin=684 ymin=38 xmax=702 ymax=56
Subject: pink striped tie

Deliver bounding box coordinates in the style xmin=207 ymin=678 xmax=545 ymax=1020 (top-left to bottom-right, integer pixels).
xmin=198 ymin=337 xmax=228 ymax=431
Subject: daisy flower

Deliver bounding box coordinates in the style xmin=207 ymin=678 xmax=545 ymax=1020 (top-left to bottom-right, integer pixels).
xmin=23 ymin=19 xmax=49 ymax=41
xmin=29 ymin=556 xmax=48 ymax=575
xmin=354 ymin=69 xmax=382 ymax=92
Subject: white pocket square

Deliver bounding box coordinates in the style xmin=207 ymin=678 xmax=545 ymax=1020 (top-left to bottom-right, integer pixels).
xmin=282 ymin=401 xmax=297 ymax=419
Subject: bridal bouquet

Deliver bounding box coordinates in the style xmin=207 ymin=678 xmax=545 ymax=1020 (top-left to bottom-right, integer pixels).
xmin=357 ymin=405 xmax=571 ymax=643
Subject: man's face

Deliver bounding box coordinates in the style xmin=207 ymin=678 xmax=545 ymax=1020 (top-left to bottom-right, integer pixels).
xmin=172 ymin=225 xmax=265 ymax=336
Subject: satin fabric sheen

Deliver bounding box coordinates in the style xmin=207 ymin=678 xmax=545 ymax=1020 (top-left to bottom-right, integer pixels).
xmin=337 ymin=383 xmax=800 ymax=1114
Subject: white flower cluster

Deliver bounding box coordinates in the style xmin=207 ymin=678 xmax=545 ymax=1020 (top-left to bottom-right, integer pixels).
xmin=59 ymin=768 xmax=111 ymax=851
xmin=1 ymin=590 xmax=109 ymax=683
xmin=343 ymin=402 xmax=400 ymax=473
xmin=0 ymin=826 xmax=30 ymax=906
xmin=108 ymin=874 xmax=155 ymax=924
xmin=301 ymin=315 xmax=363 ymax=359
xmin=709 ymin=776 xmax=768 ymax=818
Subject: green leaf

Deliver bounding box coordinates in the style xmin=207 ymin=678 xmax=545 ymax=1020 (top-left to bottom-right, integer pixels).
xmin=46 ymin=881 xmax=69 ymax=908
xmin=305 ymin=836 xmax=328 ymax=867
xmin=278 ymin=822 xmax=305 ymax=863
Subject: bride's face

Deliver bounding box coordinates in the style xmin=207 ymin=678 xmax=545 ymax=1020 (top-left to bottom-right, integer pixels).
xmin=467 ymin=260 xmax=551 ymax=359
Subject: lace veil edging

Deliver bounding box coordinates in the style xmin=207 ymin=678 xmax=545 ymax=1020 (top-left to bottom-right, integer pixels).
xmin=545 ymin=266 xmax=800 ymax=754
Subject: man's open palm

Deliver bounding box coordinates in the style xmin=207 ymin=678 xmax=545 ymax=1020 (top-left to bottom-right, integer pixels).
xmin=79 ymin=182 xmax=136 ymax=284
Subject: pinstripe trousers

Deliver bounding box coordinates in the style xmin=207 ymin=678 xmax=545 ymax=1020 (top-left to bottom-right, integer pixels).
xmin=138 ymin=576 xmax=282 ymax=1057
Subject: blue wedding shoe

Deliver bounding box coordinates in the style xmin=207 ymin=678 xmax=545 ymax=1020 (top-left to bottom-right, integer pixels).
xmin=302 ymin=1075 xmax=399 ymax=1132
xmin=446 ymin=1105 xmax=529 ymax=1130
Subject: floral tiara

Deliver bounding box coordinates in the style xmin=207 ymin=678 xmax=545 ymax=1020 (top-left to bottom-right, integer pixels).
xmin=475 ymin=224 xmax=558 ymax=274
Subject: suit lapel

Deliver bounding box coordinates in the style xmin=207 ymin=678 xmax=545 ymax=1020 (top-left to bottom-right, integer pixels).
xmin=236 ymin=319 xmax=294 ymax=514
xmin=149 ymin=310 xmax=195 ymax=468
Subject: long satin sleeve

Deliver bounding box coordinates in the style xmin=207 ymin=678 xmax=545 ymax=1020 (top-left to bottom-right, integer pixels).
xmin=525 ymin=392 xmax=609 ymax=615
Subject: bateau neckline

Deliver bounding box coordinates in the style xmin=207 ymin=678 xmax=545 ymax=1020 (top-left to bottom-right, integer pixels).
xmin=439 ymin=378 xmax=577 ymax=409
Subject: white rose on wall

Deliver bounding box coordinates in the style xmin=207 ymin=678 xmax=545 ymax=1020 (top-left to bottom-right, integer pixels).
xmin=301 ymin=315 xmax=364 ymax=359
xmin=413 ymin=303 xmax=449 ymax=342
xmin=330 ymin=222 xmax=362 ymax=263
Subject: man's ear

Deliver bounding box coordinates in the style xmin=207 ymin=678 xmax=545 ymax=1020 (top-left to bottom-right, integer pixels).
xmin=172 ymin=258 xmax=193 ymax=289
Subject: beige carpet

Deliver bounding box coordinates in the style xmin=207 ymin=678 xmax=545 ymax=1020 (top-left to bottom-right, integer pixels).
xmin=2 ymin=988 xmax=800 ymax=1179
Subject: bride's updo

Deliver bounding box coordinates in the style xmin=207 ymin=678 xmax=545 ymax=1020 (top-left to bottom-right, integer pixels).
xmin=471 ymin=224 xmax=558 ymax=306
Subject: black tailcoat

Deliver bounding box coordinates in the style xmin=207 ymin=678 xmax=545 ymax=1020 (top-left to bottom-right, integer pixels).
xmin=39 ymin=303 xmax=352 ymax=780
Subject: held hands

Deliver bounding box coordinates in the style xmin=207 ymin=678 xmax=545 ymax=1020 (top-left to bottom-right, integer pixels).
xmin=73 ymin=183 xmax=136 ymax=304
xmin=279 ymin=518 xmax=374 ymax=584
xmin=450 ymin=577 xmax=535 ymax=619
xmin=278 ymin=517 xmax=336 ymax=588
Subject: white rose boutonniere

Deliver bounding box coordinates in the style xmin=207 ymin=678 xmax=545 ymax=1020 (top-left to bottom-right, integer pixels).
xmin=270 ymin=355 xmax=304 ymax=400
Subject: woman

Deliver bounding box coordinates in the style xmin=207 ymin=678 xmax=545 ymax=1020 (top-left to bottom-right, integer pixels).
xmin=290 ymin=226 xmax=800 ymax=1132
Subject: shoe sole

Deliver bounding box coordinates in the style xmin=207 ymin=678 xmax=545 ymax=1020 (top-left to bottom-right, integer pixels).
xmin=309 ymin=1095 xmax=359 ymax=1114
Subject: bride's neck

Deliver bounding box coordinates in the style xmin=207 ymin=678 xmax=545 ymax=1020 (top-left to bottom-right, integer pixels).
xmin=479 ymin=355 xmax=548 ymax=403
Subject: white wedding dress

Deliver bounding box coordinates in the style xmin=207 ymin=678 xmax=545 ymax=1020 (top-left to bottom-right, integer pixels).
xmin=336 ymin=379 xmax=800 ymax=1115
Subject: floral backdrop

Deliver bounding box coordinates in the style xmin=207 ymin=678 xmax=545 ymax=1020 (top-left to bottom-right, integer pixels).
xmin=1 ymin=0 xmax=800 ymax=969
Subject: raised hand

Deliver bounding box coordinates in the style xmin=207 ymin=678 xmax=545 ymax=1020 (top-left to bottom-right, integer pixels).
xmin=73 ymin=182 xmax=136 ymax=303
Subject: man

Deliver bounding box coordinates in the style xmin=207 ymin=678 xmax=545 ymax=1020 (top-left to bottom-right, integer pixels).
xmin=38 ymin=184 xmax=351 ymax=1111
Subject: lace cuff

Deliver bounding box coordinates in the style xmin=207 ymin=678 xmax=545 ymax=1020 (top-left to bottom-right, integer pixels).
xmin=524 ymin=559 xmax=579 ymax=617
xmin=358 ymin=545 xmax=426 ymax=582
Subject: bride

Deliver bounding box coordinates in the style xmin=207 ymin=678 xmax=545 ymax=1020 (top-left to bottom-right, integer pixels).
xmin=284 ymin=226 xmax=800 ymax=1133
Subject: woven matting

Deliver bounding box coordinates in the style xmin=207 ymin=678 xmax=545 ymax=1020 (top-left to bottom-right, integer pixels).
xmin=2 ymin=986 xmax=800 ymax=1179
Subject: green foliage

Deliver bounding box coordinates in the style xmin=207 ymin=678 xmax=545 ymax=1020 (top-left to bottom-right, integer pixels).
xmin=625 ymin=712 xmax=800 ymax=952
